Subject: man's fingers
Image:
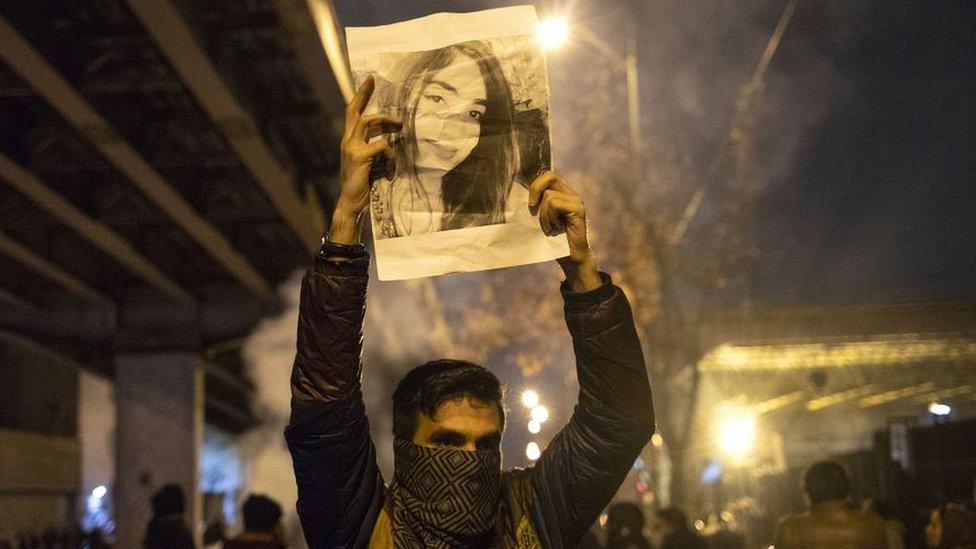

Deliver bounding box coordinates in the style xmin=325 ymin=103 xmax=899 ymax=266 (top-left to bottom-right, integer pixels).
xmin=537 ymin=192 xmax=552 ymax=235
xmin=363 ymin=137 xmax=394 ymax=160
xmin=537 ymin=190 xmax=586 ymax=236
xmin=528 ymin=171 xmax=576 ymax=212
xmin=343 ymin=75 xmax=375 ymax=140
xmin=355 ymin=113 xmax=403 ymax=142
xmin=528 ymin=171 xmax=557 ymax=211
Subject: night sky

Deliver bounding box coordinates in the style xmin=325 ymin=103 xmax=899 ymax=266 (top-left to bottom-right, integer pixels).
xmin=334 ymin=0 xmax=976 ymax=308
xmin=754 ymin=1 xmax=976 ymax=304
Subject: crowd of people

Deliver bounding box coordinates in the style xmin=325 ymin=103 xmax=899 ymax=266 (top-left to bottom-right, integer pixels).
xmin=4 ymin=462 xmax=975 ymax=548
xmin=143 ymin=485 xmax=286 ymax=549
xmin=576 ymin=460 xmax=976 ymax=549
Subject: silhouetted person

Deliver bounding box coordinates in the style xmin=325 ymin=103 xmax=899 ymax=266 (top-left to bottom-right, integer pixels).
xmin=144 ymin=483 xmax=194 ymax=549
xmin=605 ymin=502 xmax=651 ymax=549
xmin=88 ymin=527 xmax=111 ymax=549
xmin=657 ymin=507 xmax=708 ymax=549
xmin=926 ymin=503 xmax=976 ymax=549
xmin=862 ymin=498 xmax=905 ymax=549
xmin=774 ymin=461 xmax=886 ymax=548
xmin=224 ymin=495 xmax=286 ymax=549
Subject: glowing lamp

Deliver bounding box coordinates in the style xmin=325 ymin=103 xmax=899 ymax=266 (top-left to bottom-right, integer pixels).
xmin=538 ymin=18 xmax=569 ymax=50
xmin=929 ymin=402 xmax=951 ymax=416
xmin=530 ymin=405 xmax=550 ymax=423
xmin=717 ymin=409 xmax=757 ymax=457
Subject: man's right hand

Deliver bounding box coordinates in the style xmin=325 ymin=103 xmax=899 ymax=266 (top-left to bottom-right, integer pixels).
xmin=330 ymin=75 xmax=402 ymax=245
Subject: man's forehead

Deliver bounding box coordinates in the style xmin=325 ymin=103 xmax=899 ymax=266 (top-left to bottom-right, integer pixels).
xmin=431 ymin=395 xmax=500 ymax=422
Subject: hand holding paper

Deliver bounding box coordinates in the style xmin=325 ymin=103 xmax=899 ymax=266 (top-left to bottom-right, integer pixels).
xmin=331 ymin=76 xmax=402 ymax=245
xmin=528 ymin=171 xmax=602 ymax=292
xmin=346 ymin=6 xmax=570 ymax=279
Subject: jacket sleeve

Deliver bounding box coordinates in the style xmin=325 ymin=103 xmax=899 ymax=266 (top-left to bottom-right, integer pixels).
xmin=284 ymin=242 xmax=384 ymax=549
xmin=529 ymin=273 xmax=655 ymax=548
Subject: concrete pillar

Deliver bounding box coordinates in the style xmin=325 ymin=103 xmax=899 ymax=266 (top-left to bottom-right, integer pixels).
xmin=114 ymin=353 xmax=203 ymax=548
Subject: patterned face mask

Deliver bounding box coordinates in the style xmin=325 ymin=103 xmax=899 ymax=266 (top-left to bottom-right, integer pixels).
xmin=391 ymin=437 xmax=502 ymax=548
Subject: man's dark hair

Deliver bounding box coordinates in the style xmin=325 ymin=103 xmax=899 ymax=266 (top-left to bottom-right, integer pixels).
xmin=656 ymin=507 xmax=689 ymax=530
xmin=242 ymin=494 xmax=282 ymax=532
xmin=803 ymin=461 xmax=850 ymax=503
xmin=392 ymin=359 xmax=505 ymax=439
xmin=151 ymin=483 xmax=185 ymax=517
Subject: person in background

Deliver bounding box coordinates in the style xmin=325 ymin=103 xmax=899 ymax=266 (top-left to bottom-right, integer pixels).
xmin=605 ymin=502 xmax=651 ymax=549
xmin=223 ymin=495 xmax=286 ymax=549
xmin=862 ymin=498 xmax=905 ymax=549
xmin=774 ymin=461 xmax=886 ymax=548
xmin=925 ymin=503 xmax=976 ymax=549
xmin=657 ymin=507 xmax=709 ymax=549
xmin=203 ymin=520 xmax=226 ymax=549
xmin=144 ymin=483 xmax=195 ymax=549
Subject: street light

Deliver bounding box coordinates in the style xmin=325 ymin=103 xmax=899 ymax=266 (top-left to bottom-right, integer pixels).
xmin=521 ymin=389 xmax=540 ymax=408
xmin=526 ymin=442 xmax=541 ymax=461
xmin=531 ymin=405 xmax=550 ymax=423
xmin=538 ymin=17 xmax=569 ymax=50
xmin=527 ymin=420 xmax=542 ymax=434
xmin=929 ymin=402 xmax=951 ymax=416
xmin=717 ymin=409 xmax=757 ymax=458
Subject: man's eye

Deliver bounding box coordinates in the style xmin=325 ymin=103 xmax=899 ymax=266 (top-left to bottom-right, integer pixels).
xmin=432 ymin=438 xmax=462 ymax=448
xmin=469 ymin=110 xmax=483 ymax=121
xmin=425 ymin=94 xmax=445 ymax=104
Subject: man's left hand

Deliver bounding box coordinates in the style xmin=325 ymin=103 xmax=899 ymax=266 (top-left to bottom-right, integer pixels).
xmin=528 ymin=171 xmax=602 ymax=292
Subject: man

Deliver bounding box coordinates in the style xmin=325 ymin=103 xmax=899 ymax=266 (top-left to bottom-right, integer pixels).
xmin=224 ymin=495 xmax=286 ymax=549
xmin=144 ymin=483 xmax=194 ymax=549
xmin=655 ymin=508 xmax=708 ymax=549
xmin=605 ymin=502 xmax=652 ymax=549
xmin=285 ymin=76 xmax=655 ymax=548
xmin=774 ymin=461 xmax=887 ymax=549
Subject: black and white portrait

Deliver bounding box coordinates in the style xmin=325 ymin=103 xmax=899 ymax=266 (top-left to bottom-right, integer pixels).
xmin=360 ymin=36 xmax=550 ymax=239
xmin=348 ymin=6 xmax=567 ymax=280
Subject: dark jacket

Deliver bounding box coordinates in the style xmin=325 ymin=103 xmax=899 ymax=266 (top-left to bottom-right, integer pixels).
xmin=144 ymin=514 xmax=194 ymax=549
xmin=774 ymin=501 xmax=888 ymax=549
xmin=285 ymin=243 xmax=655 ymax=548
xmin=661 ymin=528 xmax=708 ymax=549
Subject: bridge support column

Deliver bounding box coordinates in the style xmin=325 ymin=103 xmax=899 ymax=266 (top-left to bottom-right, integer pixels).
xmin=114 ymin=353 xmax=203 ymax=548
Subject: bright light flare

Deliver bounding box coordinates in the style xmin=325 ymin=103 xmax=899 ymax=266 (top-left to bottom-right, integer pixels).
xmin=92 ymin=485 xmax=107 ymax=499
xmin=530 ymin=405 xmax=550 ymax=423
xmin=651 ymin=433 xmax=664 ymax=447
xmin=929 ymin=402 xmax=951 ymax=416
xmin=717 ymin=409 xmax=757 ymax=457
xmin=521 ymin=390 xmax=540 ymax=408
xmin=538 ymin=18 xmax=569 ymax=50
xmin=527 ymin=420 xmax=542 ymax=434
xmin=526 ymin=442 xmax=541 ymax=460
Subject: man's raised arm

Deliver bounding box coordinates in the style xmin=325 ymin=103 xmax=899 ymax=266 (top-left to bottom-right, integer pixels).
xmin=284 ymin=76 xmax=402 ymax=548
xmin=525 ymin=172 xmax=656 ymax=548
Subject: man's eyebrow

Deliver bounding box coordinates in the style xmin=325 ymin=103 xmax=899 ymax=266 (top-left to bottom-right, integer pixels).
xmin=428 ymin=80 xmax=458 ymax=93
xmin=477 ymin=432 xmax=502 ymax=445
xmin=428 ymin=428 xmax=466 ymax=443
xmin=473 ymin=98 xmax=488 ymax=107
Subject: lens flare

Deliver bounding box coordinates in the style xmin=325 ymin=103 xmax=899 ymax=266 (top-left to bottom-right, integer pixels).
xmin=538 ymin=18 xmax=569 ymax=50
xmin=717 ymin=408 xmax=757 ymax=457
xmin=530 ymin=405 xmax=550 ymax=423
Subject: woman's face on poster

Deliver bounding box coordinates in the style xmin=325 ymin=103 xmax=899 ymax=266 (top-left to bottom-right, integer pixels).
xmin=413 ymin=53 xmax=487 ymax=174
